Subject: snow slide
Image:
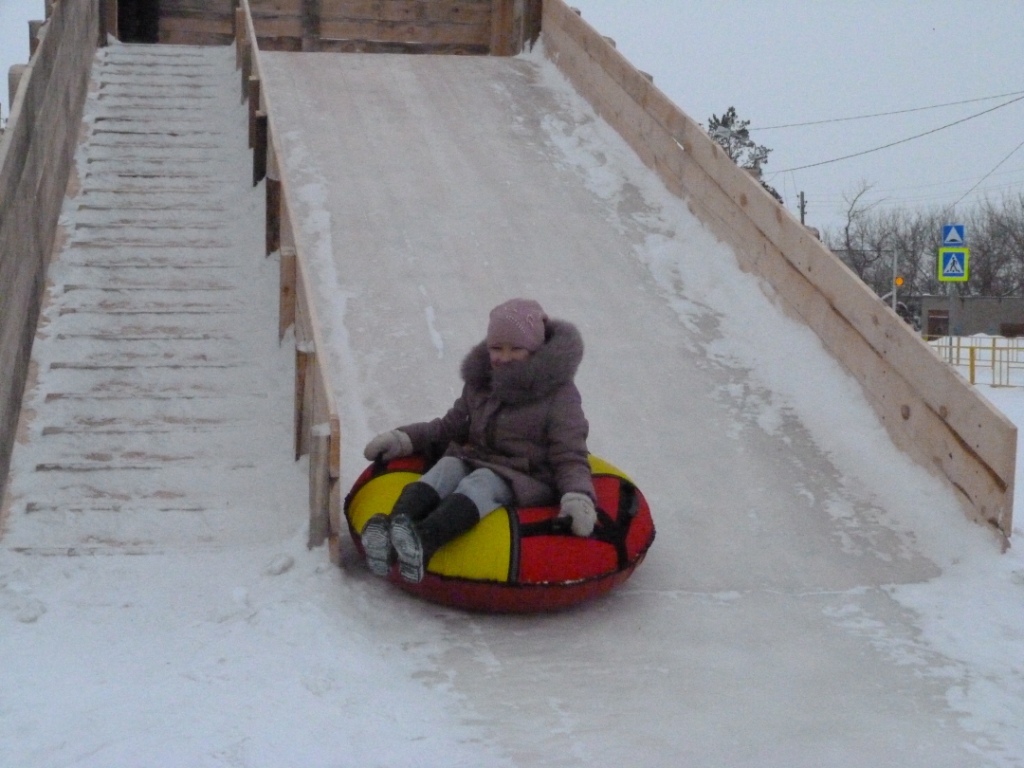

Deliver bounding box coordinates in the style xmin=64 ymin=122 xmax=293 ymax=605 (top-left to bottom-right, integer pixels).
xmin=2 ymin=34 xmax=1023 ymax=768
xmin=256 ymin=44 xmax=1024 ymax=767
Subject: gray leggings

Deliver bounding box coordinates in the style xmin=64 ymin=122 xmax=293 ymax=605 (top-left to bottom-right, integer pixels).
xmin=418 ymin=456 xmax=514 ymax=520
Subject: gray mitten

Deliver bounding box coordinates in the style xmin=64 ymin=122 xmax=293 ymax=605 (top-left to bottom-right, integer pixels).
xmin=558 ymin=492 xmax=597 ymax=537
xmin=363 ymin=429 xmax=413 ymax=462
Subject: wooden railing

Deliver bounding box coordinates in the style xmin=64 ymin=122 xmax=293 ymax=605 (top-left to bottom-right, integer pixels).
xmin=237 ymin=1 xmax=342 ymax=556
xmin=0 ymin=0 xmax=104 ymax=506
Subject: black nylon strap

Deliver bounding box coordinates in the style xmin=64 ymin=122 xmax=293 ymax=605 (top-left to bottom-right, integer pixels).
xmin=515 ymin=476 xmax=639 ymax=569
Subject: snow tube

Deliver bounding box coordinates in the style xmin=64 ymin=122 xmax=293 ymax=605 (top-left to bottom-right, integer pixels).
xmin=344 ymin=455 xmax=655 ymax=613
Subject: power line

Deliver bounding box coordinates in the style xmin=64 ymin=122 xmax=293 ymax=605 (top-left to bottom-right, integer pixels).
xmin=769 ymin=94 xmax=1024 ymax=174
xmin=803 ymin=166 xmax=1024 ymax=205
xmin=947 ymin=137 xmax=1024 ymax=211
xmin=755 ymin=89 xmax=1024 ymax=130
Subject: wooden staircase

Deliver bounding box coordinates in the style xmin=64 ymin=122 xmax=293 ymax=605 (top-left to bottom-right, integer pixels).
xmin=0 ymin=42 xmax=302 ymax=555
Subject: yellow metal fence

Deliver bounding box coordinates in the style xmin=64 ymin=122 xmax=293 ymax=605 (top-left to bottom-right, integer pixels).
xmin=929 ymin=336 xmax=1024 ymax=387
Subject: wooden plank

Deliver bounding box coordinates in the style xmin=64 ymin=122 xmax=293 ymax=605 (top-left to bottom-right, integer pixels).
xmin=279 ymin=246 xmax=296 ymax=340
xmin=253 ymin=111 xmax=268 ymax=185
xmin=489 ymin=0 xmax=514 ymax=55
xmin=318 ymin=18 xmax=489 ymax=45
xmin=308 ymin=430 xmax=332 ymax=548
xmin=307 ymin=355 xmax=332 ymax=548
xmin=302 ymin=0 xmax=321 ymax=50
xmin=161 ymin=0 xmax=235 ymax=12
xmin=315 ymin=39 xmax=487 ymax=54
xmin=247 ymin=75 xmax=260 ymax=148
xmin=293 ymin=268 xmax=314 ymax=459
xmin=251 ymin=18 xmax=305 ymax=41
xmin=327 ymin=478 xmax=342 ymax=564
xmin=160 ymin=19 xmax=235 ymax=45
xmin=114 ymin=0 xmax=236 ymax=44
xmin=321 ymin=0 xmax=491 ymax=24
xmin=266 ymin=176 xmax=281 ymax=256
xmin=248 ymin=0 xmax=494 ymax=49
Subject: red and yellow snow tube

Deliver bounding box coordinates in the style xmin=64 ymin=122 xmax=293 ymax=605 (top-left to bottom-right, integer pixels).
xmin=344 ymin=455 xmax=655 ymax=612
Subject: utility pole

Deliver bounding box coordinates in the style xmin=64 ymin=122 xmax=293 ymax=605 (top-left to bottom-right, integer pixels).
xmin=892 ymin=250 xmax=899 ymax=313
xmin=798 ymin=191 xmax=807 ymax=225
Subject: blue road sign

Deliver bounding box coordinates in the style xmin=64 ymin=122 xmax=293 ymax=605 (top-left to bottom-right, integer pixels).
xmin=938 ymin=246 xmax=969 ymax=282
xmin=942 ymin=224 xmax=965 ymax=246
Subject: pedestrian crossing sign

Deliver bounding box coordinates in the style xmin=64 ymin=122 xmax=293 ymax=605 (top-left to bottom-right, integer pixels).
xmin=938 ymin=247 xmax=969 ymax=282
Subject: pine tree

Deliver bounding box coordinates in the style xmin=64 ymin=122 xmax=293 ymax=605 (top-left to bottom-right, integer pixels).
xmin=707 ymin=107 xmax=783 ymax=204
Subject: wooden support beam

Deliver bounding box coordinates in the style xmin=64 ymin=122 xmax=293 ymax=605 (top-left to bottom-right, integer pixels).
xmin=266 ymin=176 xmax=281 ymax=256
xmin=523 ymin=0 xmax=542 ymax=47
xmin=239 ymin=38 xmax=251 ymax=101
xmin=253 ymin=111 xmax=267 ymax=185
xmin=247 ymin=75 xmax=260 ymax=148
xmin=301 ymin=0 xmax=321 ymax=51
xmin=279 ymin=246 xmax=296 ymax=342
xmin=235 ymin=7 xmax=246 ymax=66
xmin=29 ymin=20 xmax=45 ymax=56
xmin=8 ymin=66 xmax=26 ymax=113
xmin=490 ymin=0 xmax=515 ymax=55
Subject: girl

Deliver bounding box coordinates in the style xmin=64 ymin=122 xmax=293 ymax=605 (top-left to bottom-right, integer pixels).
xmin=361 ymin=298 xmax=597 ymax=583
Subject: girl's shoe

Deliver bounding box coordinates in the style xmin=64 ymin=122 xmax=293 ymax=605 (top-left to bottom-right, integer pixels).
xmin=361 ymin=514 xmax=392 ymax=577
xmin=389 ymin=514 xmax=427 ymax=583
xmin=390 ymin=494 xmax=480 ymax=583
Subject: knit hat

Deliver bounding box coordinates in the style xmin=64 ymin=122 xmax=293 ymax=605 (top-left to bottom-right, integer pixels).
xmin=487 ymin=299 xmax=548 ymax=352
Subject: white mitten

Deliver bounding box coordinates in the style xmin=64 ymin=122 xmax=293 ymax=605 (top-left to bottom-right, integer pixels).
xmin=559 ymin=492 xmax=597 ymax=537
xmin=363 ymin=429 xmax=413 ymax=461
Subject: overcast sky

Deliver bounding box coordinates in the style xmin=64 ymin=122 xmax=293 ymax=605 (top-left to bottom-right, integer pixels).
xmin=3 ymin=1 xmax=1021 ymax=235
xmin=0 ymin=0 xmax=37 ymax=121
xmin=570 ymin=1 xmax=1024 ymax=235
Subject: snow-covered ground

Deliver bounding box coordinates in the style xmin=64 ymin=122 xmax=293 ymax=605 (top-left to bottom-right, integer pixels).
xmin=2 ymin=39 xmax=1024 ymax=767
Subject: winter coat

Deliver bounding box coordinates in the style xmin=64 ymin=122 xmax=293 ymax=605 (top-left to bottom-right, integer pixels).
xmin=399 ymin=319 xmax=595 ymax=508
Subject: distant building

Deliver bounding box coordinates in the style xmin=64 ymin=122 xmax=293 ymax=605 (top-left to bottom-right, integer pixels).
xmin=920 ymin=295 xmax=1024 ymax=338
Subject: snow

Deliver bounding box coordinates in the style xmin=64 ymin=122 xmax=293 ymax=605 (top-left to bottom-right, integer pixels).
xmin=2 ymin=38 xmax=1024 ymax=767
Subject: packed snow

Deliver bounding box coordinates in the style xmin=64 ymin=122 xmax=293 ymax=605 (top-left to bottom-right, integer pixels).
xmin=1 ymin=39 xmax=1024 ymax=768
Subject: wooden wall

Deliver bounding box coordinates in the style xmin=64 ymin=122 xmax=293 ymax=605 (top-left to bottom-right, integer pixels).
xmin=541 ymin=0 xmax=1016 ymax=542
xmin=160 ymin=0 xmax=237 ymax=45
xmin=0 ymin=0 xmax=103 ymax=506
xmin=158 ymin=0 xmax=540 ymax=54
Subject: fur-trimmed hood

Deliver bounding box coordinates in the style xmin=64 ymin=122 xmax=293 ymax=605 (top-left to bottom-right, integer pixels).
xmin=460 ymin=318 xmax=584 ymax=405
xmin=398 ymin=317 xmax=593 ymax=505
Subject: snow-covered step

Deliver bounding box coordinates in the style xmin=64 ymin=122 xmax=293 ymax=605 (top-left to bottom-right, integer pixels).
xmin=1 ymin=43 xmax=302 ymax=556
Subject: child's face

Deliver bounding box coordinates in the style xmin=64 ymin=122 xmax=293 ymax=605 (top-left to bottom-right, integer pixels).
xmin=488 ymin=343 xmax=531 ymax=367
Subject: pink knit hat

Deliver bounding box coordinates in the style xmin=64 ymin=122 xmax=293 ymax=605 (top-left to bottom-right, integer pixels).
xmin=487 ymin=298 xmax=548 ymax=352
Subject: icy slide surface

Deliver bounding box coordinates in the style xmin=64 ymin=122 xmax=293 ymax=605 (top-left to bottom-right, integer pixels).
xmin=259 ymin=48 xmax=1023 ymax=766
xmin=2 ymin=42 xmax=1022 ymax=767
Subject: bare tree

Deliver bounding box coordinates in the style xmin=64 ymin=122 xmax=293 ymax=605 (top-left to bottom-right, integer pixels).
xmin=824 ymin=189 xmax=1024 ymax=304
xmin=831 ymin=183 xmax=887 ymax=289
